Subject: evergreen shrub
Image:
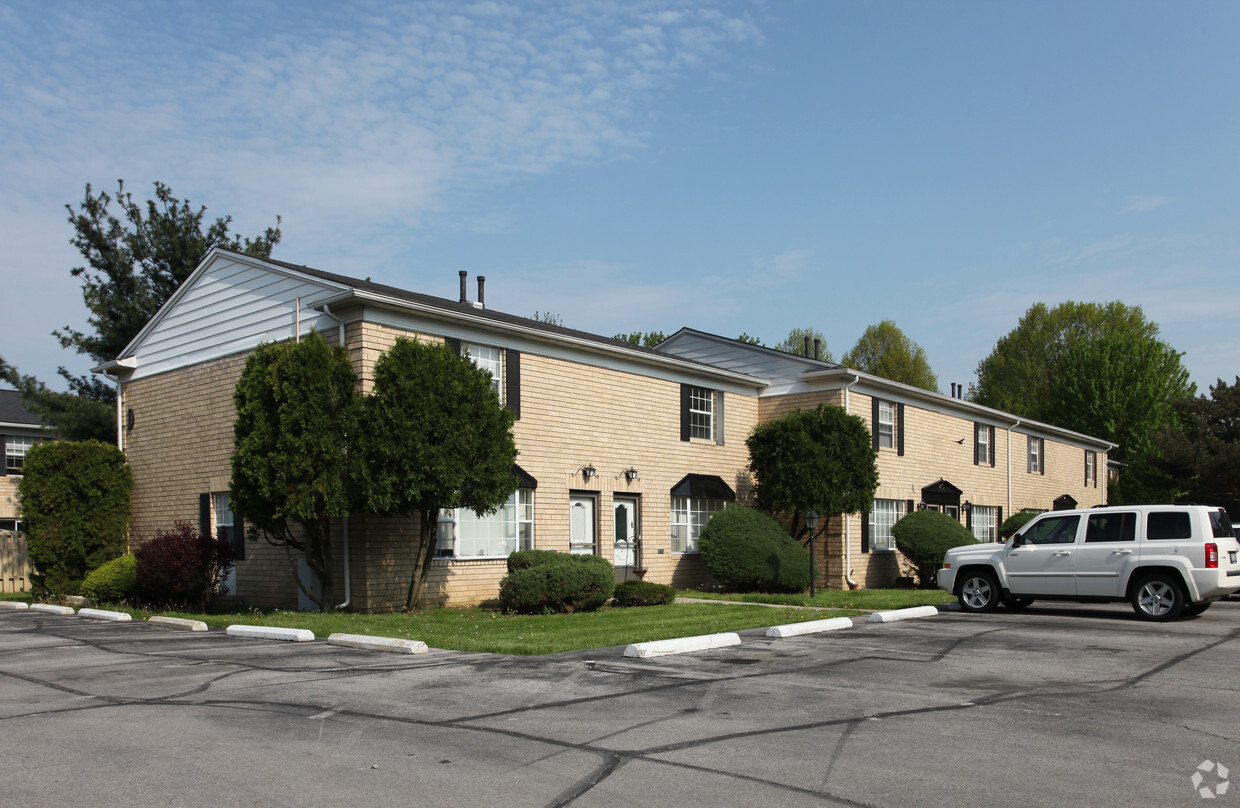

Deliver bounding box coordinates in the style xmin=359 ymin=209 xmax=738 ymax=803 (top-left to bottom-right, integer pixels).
xmin=135 ymin=522 xmax=234 ymax=608
xmin=80 ymin=554 xmax=138 ymax=604
xmin=498 ymin=553 xmax=614 ymax=614
xmin=891 ymin=510 xmax=978 ymax=587
xmin=506 ymin=549 xmax=565 ymax=572
xmin=698 ymin=505 xmax=811 ymax=593
xmin=612 ymin=579 xmax=677 ymax=607
xmin=999 ymin=511 xmax=1037 ymax=539
xmin=18 ymin=440 xmax=133 ymax=597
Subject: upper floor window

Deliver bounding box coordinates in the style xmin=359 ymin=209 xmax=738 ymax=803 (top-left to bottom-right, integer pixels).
xmin=465 ymin=343 xmax=503 ymax=399
xmin=680 ymin=385 xmax=724 ymax=444
xmin=877 ymin=401 xmax=895 ymax=449
xmin=4 ymin=437 xmax=37 ymax=475
xmin=974 ymin=423 xmax=994 ymax=466
xmin=1027 ymin=436 xmax=1045 ymax=474
xmin=1085 ymin=451 xmax=1097 ymax=487
xmin=436 ymin=488 xmax=534 ymax=558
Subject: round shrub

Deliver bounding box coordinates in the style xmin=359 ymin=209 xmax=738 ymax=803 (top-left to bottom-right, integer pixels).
xmin=498 ymin=553 xmax=614 ymax=614
xmin=81 ymin=554 xmax=138 ymax=604
xmin=135 ymin=522 xmax=234 ymax=608
xmin=999 ymin=510 xmax=1037 ymax=539
xmin=891 ymin=510 xmax=978 ymax=588
xmin=612 ymin=579 xmax=677 ymax=607
xmin=698 ymin=505 xmax=811 ymax=593
xmin=506 ymin=549 xmax=566 ymax=572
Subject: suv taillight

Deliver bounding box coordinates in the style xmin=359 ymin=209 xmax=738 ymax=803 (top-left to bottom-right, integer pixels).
xmin=1205 ymin=542 xmax=1219 ymax=569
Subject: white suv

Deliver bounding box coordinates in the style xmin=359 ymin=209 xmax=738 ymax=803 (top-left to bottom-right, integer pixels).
xmin=937 ymin=504 xmax=1240 ymax=621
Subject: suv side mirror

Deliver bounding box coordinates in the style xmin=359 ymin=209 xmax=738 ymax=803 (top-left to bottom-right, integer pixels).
xmin=1011 ymin=534 xmax=1025 ymax=548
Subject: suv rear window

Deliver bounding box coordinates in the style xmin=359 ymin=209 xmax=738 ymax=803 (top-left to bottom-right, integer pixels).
xmin=1209 ymin=510 xmax=1233 ymax=539
xmin=1147 ymin=511 xmax=1192 ymax=540
xmin=1086 ymin=512 xmax=1136 ymax=542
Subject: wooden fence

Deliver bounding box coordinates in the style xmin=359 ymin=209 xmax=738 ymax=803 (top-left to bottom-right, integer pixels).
xmin=0 ymin=530 xmax=29 ymax=592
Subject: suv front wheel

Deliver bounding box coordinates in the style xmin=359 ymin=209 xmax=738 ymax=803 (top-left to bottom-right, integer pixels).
xmin=958 ymin=570 xmax=1001 ymax=613
xmin=1131 ymin=574 xmax=1185 ymax=621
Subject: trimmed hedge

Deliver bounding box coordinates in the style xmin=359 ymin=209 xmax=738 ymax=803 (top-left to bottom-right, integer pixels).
xmin=891 ymin=510 xmax=978 ymax=587
xmin=81 ymin=554 xmax=138 ymax=604
xmin=18 ymin=440 xmax=133 ymax=597
xmin=698 ymin=505 xmax=811 ymax=593
xmin=612 ymin=579 xmax=677 ymax=607
xmin=999 ymin=511 xmax=1037 ymax=539
xmin=498 ymin=551 xmax=614 ymax=614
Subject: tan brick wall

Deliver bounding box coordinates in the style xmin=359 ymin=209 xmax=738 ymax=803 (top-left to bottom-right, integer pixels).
xmin=0 ymin=476 xmax=19 ymax=520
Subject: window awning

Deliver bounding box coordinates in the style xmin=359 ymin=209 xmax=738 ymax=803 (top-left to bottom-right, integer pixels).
xmin=513 ymin=463 xmax=537 ymax=489
xmin=670 ymin=473 xmax=735 ymax=501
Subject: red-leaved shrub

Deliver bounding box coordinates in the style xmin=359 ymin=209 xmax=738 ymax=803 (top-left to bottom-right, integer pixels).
xmin=135 ymin=522 xmax=234 ymax=608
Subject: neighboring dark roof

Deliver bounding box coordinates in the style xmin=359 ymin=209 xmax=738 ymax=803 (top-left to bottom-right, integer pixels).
xmin=0 ymin=390 xmax=41 ymax=426
xmin=244 ymin=250 xmax=686 ymax=365
xmin=670 ymin=473 xmax=736 ymax=501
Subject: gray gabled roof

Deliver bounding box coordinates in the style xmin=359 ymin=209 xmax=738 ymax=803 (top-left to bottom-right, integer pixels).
xmin=0 ymin=389 xmax=42 ymax=428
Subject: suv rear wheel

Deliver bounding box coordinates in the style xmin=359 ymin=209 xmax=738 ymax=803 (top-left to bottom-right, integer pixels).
xmin=1131 ymin=574 xmax=1185 ymax=621
xmin=958 ymin=570 xmax=1000 ymax=613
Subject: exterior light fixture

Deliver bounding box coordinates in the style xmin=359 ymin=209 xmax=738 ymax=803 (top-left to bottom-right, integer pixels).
xmin=624 ymin=467 xmax=638 ymax=481
xmin=962 ymin=500 xmax=971 ymax=514
xmin=582 ymin=464 xmax=596 ymax=481
xmin=805 ymin=509 xmax=819 ymax=598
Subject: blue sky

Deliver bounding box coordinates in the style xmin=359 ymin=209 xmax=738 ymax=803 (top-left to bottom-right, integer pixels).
xmin=2 ymin=0 xmax=1237 ymax=396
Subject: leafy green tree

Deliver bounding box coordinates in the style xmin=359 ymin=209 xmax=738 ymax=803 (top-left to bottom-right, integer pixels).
xmin=614 ymin=330 xmax=667 ymax=348
xmin=18 ymin=441 xmax=133 ymax=597
xmin=530 ymin=311 xmax=563 ymax=326
xmin=971 ymin=301 xmax=1160 ymax=417
xmin=736 ymin=333 xmax=763 ymax=346
xmin=1135 ymin=378 xmax=1240 ymax=515
xmin=1044 ymin=334 xmax=1192 ymax=464
xmin=357 ymin=337 xmax=518 ymax=610
xmin=774 ymin=327 xmax=832 ymax=361
xmin=746 ymin=403 xmax=878 ymax=542
xmin=229 ymin=331 xmax=358 ymax=611
xmin=1 ymin=357 xmax=113 ymax=442
xmin=841 ymin=320 xmax=939 ymax=391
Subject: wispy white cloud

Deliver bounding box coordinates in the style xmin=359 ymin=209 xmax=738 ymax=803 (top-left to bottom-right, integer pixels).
xmin=1122 ymin=195 xmax=1173 ymax=214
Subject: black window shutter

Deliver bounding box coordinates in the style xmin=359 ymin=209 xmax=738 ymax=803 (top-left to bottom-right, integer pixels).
xmin=680 ymin=384 xmax=690 ymax=442
xmin=199 ymin=493 xmax=210 ymax=542
xmin=0 ymin=435 xmax=7 ymax=476
xmin=996 ymin=507 xmax=1003 ymax=539
xmin=233 ymin=515 xmax=245 ymax=557
xmin=860 ymin=513 xmax=870 ymax=553
xmin=906 ymin=499 xmax=915 ymax=519
xmin=1084 ymin=452 xmax=1089 ymax=486
xmin=505 ymin=350 xmax=521 ymax=420
xmin=446 ymin=338 xmax=462 ymax=356
xmin=966 ymin=505 xmax=973 ymax=532
xmin=871 ymin=398 xmax=880 ymax=451
xmin=716 ymin=391 xmax=725 ymax=445
xmin=897 ymin=403 xmax=905 ymax=456
xmin=973 ymin=423 xmax=980 ymax=466
xmin=1040 ymin=439 xmax=1046 ymax=475
xmin=989 ymin=426 xmax=996 ymax=468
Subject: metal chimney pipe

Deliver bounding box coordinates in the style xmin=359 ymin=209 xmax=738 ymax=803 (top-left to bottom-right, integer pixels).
xmin=477 ymin=275 xmax=485 ymax=308
xmin=951 ymin=382 xmax=957 ymax=398
xmin=803 ymin=336 xmax=810 ymax=357
xmin=459 ymin=270 xmax=468 ymax=303
xmin=813 ymin=338 xmax=821 ymax=361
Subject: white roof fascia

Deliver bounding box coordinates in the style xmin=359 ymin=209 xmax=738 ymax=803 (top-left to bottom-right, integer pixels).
xmin=105 ymin=249 xmax=351 ymax=364
xmin=0 ymin=421 xmax=53 ymax=432
xmin=799 ymin=367 xmax=1118 ymax=452
xmin=313 ymin=289 xmax=770 ymax=390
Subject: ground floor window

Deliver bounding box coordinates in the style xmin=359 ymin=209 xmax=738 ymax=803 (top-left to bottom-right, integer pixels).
xmin=671 ymin=497 xmax=724 ymax=554
xmin=436 ymin=488 xmax=533 ymax=558
xmin=970 ymin=504 xmax=997 ymax=542
xmin=869 ymin=499 xmax=905 ymax=551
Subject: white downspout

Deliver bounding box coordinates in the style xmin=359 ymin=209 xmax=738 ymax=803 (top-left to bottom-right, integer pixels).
xmin=1007 ymin=420 xmax=1021 ymax=517
xmin=318 ymin=302 xmax=351 ymax=611
xmin=843 ymin=371 xmax=861 ymax=589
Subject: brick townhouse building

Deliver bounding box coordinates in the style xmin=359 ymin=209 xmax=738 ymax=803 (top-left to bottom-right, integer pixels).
xmin=94 ymin=249 xmax=1113 ymax=609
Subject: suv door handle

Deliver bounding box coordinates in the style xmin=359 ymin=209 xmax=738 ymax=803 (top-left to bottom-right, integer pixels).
xmin=1053 ymin=550 xmax=1072 ymax=556
xmin=1112 ymin=549 xmax=1133 ymax=555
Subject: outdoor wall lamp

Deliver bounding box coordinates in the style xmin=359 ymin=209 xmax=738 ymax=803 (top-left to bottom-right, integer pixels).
xmin=581 ymin=464 xmax=596 ymax=481
xmin=962 ymin=500 xmax=972 ymax=514
xmin=805 ymin=509 xmax=819 ymax=599
xmin=624 ymin=467 xmax=639 ymax=481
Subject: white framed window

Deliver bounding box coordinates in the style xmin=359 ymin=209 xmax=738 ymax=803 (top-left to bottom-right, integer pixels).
xmin=212 ymin=493 xmax=234 ymax=532
xmin=1027 ymin=436 xmax=1044 ymax=474
xmin=970 ymin=504 xmax=997 ymax=542
xmin=869 ymin=499 xmax=905 ymax=551
xmin=688 ymin=386 xmax=714 ymax=441
xmin=465 ymin=343 xmax=503 ymax=399
xmin=436 ymin=488 xmax=533 ymax=558
xmin=974 ymin=422 xmax=991 ymax=465
xmin=877 ymin=401 xmax=895 ymax=449
xmin=1085 ymin=451 xmax=1097 ymax=487
xmin=4 ymin=437 xmax=36 ymax=474
xmin=671 ymin=497 xmax=724 ymax=554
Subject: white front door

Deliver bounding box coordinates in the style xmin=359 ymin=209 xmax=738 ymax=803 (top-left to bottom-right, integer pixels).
xmin=570 ymin=496 xmax=596 ymax=555
xmin=613 ymin=497 xmax=639 ymax=570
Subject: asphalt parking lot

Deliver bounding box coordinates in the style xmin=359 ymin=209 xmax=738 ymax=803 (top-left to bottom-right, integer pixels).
xmin=1 ymin=600 xmax=1237 ymax=808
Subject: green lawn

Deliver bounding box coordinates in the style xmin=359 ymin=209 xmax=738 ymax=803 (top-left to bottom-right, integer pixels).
xmin=0 ymin=587 xmax=952 ymax=655
xmin=678 ymin=588 xmax=955 ymax=611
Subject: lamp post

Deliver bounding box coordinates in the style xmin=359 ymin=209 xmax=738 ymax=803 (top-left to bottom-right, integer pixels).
xmin=805 ymin=509 xmax=819 ymax=598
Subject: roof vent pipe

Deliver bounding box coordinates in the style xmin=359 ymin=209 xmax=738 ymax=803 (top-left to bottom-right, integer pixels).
xmin=813 ymin=338 xmax=821 ymax=361
xmin=951 ymin=382 xmax=957 ymax=398
xmin=477 ymin=275 xmax=485 ymax=308
xmin=459 ymin=270 xmax=468 ymax=303
xmin=803 ymin=336 xmax=810 ymax=357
